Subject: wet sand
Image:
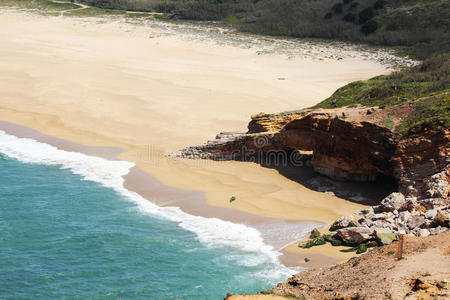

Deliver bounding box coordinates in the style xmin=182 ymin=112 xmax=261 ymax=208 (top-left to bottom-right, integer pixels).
xmin=0 ymin=121 xmax=324 ymax=263
xmin=0 ymin=9 xmax=402 ymax=266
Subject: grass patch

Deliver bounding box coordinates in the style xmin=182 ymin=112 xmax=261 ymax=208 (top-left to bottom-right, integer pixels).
xmin=397 ymin=93 xmax=450 ymax=133
xmin=64 ymin=6 xmax=124 ymax=16
xmin=0 ymin=0 xmax=79 ymax=10
xmin=381 ymin=118 xmax=394 ymax=129
xmin=312 ymin=52 xmax=450 ymax=133
xmin=222 ymin=15 xmax=243 ymax=26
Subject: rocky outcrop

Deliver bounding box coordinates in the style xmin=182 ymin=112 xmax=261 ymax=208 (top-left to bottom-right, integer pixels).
xmin=176 ymin=113 xmax=400 ymax=181
xmin=264 ymin=233 xmax=450 ymax=300
xmin=279 ymin=113 xmax=399 ymax=181
xmin=329 ymin=215 xmax=358 ymax=231
xmin=341 ymin=194 xmax=449 ymax=240
xmin=392 ymin=122 xmax=450 ymax=198
xmin=174 ymin=109 xmax=449 ymax=199
xmin=247 ymin=111 xmax=310 ymax=133
xmin=336 ymin=227 xmax=374 ymax=245
xmin=379 ymin=192 xmax=406 ymax=212
xmin=174 ymin=108 xmax=449 ymax=242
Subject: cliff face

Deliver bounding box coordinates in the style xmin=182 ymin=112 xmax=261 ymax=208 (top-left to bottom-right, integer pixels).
xmin=247 ymin=111 xmax=309 ymax=133
xmin=393 ymin=123 xmax=450 ymax=198
xmin=175 ymin=110 xmax=449 ymax=197
xmin=278 ymin=114 xmax=398 ymax=181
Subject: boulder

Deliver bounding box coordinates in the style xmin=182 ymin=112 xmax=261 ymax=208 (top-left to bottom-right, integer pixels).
xmin=299 ymin=236 xmax=326 ymax=248
xmin=424 ymin=209 xmax=438 ymax=220
xmin=330 ymin=216 xmax=358 ymax=231
xmin=371 ymin=213 xmax=389 ymax=221
xmin=375 ymin=228 xmax=396 ymax=245
xmin=418 ymin=229 xmax=430 ymax=237
xmin=419 ymin=198 xmax=447 ymax=210
xmin=356 ymin=207 xmax=374 ymax=218
xmin=397 ymin=211 xmax=412 ymax=223
xmin=371 ymin=220 xmax=388 ymax=229
xmin=399 ymin=198 xmax=418 ymax=212
xmin=396 ymin=229 xmax=407 ymax=236
xmin=407 ymin=216 xmax=426 ymax=230
xmin=310 ymin=228 xmax=321 ymax=238
xmin=424 ymin=170 xmax=449 ymax=199
xmin=380 ymin=193 xmax=406 ymax=212
xmin=358 ymin=217 xmax=371 ymax=227
xmin=433 ymin=210 xmax=450 ymax=227
xmin=336 ymin=227 xmax=374 ymax=245
xmin=429 ymin=226 xmax=448 ymax=235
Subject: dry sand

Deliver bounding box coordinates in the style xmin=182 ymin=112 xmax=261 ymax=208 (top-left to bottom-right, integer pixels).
xmin=0 ymin=10 xmax=399 ymax=264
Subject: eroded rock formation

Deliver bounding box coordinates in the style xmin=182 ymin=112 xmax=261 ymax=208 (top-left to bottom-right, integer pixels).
xmin=175 ymin=110 xmax=448 ymax=192
xmin=174 ymin=108 xmax=449 ymax=239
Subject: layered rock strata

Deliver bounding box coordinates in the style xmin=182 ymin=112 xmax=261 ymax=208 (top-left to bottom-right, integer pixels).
xmin=173 ymin=109 xmax=449 ymax=239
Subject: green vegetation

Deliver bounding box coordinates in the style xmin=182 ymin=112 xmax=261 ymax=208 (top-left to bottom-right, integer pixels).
xmin=0 ymin=0 xmax=79 ymax=10
xmin=313 ymin=52 xmax=450 ymax=133
xmin=300 ymin=229 xmax=396 ymax=253
xmin=330 ymin=219 xmax=359 ymax=231
xmin=229 ymin=196 xmax=236 ymax=203
xmin=4 ymin=0 xmax=449 ymax=58
xmin=221 ymin=15 xmax=243 ymax=26
xmin=300 ymin=230 xmax=338 ymax=249
xmin=324 ymin=233 xmax=343 ymax=246
xmin=64 ymin=6 xmax=124 ymax=16
xmin=397 ymin=94 xmax=450 ymax=133
xmin=381 ymin=118 xmax=394 ymax=129
xmin=356 ymin=243 xmax=367 ymax=254
xmin=310 ymin=228 xmax=321 ymax=238
xmin=79 ymin=0 xmax=450 ymax=59
xmin=299 ymin=235 xmax=326 ymax=248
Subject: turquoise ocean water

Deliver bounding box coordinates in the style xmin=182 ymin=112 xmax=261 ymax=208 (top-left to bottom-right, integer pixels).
xmin=0 ymin=131 xmax=294 ymax=299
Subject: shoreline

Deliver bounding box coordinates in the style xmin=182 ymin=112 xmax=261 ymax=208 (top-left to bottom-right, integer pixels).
xmin=0 ymin=120 xmax=331 ymax=267
xmin=0 ymin=9 xmax=405 ymax=269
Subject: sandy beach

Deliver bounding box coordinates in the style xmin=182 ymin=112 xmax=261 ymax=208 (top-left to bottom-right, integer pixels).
xmin=0 ymin=9 xmax=402 ymax=264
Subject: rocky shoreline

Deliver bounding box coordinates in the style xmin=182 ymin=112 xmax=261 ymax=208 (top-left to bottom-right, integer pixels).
xmin=173 ymin=55 xmax=449 ymax=299
xmin=226 ymin=233 xmax=450 ymax=300
xmin=175 ymin=108 xmax=449 ymax=299
xmin=173 ymin=103 xmax=449 ymax=242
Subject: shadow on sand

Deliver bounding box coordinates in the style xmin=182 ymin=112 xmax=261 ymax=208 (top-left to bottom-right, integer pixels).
xmin=249 ymin=152 xmax=397 ymax=206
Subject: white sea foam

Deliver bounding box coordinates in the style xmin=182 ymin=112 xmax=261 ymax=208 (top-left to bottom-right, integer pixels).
xmin=0 ymin=130 xmax=297 ymax=278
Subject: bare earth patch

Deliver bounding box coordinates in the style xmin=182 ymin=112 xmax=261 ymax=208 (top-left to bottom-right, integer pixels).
xmin=269 ymin=233 xmax=450 ymax=299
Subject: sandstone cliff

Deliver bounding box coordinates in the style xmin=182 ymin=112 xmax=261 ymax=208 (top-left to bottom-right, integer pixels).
xmin=174 ymin=54 xmax=449 ymax=243
xmin=175 ymin=109 xmax=449 ymax=196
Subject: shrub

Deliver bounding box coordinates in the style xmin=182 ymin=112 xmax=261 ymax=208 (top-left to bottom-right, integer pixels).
xmin=358 ymin=6 xmax=374 ymax=24
xmin=332 ymin=3 xmax=343 ymax=14
xmin=373 ymin=0 xmax=385 ymax=10
xmin=343 ymin=12 xmax=356 ymax=22
xmin=361 ymin=19 xmax=378 ymax=34
xmin=349 ymin=2 xmax=359 ymax=10
xmin=386 ymin=23 xmax=398 ymax=31
xmin=324 ymin=12 xmax=333 ymax=19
